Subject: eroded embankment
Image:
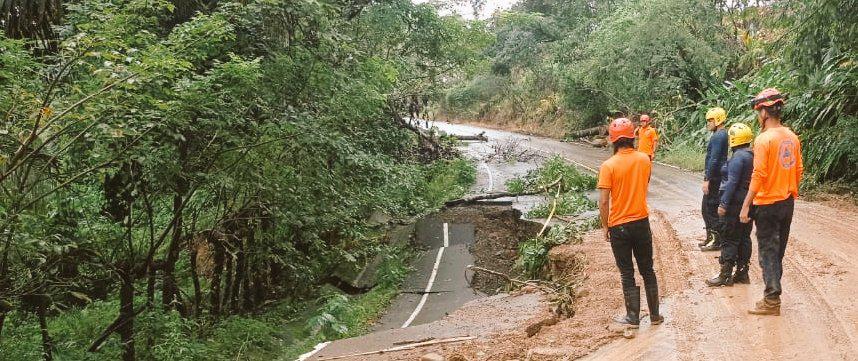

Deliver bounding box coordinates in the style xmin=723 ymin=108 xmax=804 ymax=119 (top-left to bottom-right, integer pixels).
xmin=370 ymin=210 xmax=689 ymax=361
xmin=435 ymin=205 xmax=544 ymax=295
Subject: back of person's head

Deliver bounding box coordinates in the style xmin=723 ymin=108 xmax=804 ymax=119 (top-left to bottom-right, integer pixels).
xmin=613 ymin=138 xmax=635 ymax=153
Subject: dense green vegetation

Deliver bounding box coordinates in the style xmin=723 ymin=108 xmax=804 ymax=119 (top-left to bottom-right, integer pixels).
xmin=506 ymin=156 xmax=597 ymax=279
xmin=441 ymin=0 xmax=857 ymax=185
xmin=0 ymin=0 xmax=483 ymax=359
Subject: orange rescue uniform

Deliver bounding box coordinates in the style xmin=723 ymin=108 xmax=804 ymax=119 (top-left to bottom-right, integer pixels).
xmin=749 ymin=127 xmax=803 ymax=205
xmin=637 ymin=125 xmax=659 ymax=158
xmin=598 ymin=148 xmax=652 ymax=227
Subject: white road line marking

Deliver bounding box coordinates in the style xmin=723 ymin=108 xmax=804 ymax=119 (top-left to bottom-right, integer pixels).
xmin=443 ymin=222 xmax=450 ymax=247
xmin=480 ymin=162 xmax=494 ymax=191
xmin=296 ymin=341 xmax=330 ymax=361
xmin=401 ymin=246 xmax=445 ymax=328
xmin=401 ymin=223 xmax=450 ymax=328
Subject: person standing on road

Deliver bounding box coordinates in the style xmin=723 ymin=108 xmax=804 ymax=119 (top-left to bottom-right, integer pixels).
xmin=636 ymin=114 xmax=659 ymax=161
xmin=706 ymin=123 xmax=754 ymax=287
xmin=700 ymin=107 xmax=729 ymax=251
xmin=598 ymin=118 xmax=664 ymax=329
xmin=740 ymin=88 xmax=803 ymax=316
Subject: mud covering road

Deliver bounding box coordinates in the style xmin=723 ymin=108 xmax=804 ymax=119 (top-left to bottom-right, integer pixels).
xmin=306 ymin=121 xmax=858 ymax=360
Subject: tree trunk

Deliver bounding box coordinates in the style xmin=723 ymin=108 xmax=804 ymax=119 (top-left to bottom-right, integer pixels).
xmin=161 ymin=192 xmax=184 ymax=312
xmin=231 ymin=240 xmax=246 ymax=313
xmin=189 ymin=247 xmax=201 ymax=317
xmin=0 ymin=313 xmax=6 ymax=342
xmin=162 ymin=139 xmax=188 ymax=313
xmin=209 ymin=237 xmax=224 ymax=317
xmin=241 ymin=230 xmax=255 ymax=311
xmin=38 ymin=305 xmax=53 ymax=361
xmin=146 ymin=262 xmax=155 ymax=348
xmin=222 ymin=254 xmax=234 ymax=313
xmin=118 ymin=270 xmax=135 ymax=361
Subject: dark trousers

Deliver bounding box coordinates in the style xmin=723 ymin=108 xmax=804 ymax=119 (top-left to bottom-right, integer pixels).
xmin=753 ymin=196 xmax=794 ymax=301
xmin=609 ymin=218 xmax=658 ymax=290
xmin=719 ymin=203 xmax=752 ymax=266
xmin=702 ymin=179 xmax=722 ymax=234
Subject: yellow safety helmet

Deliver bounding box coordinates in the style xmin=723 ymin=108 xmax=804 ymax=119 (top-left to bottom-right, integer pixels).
xmin=705 ymin=107 xmax=727 ymax=126
xmin=728 ymin=122 xmax=753 ymax=148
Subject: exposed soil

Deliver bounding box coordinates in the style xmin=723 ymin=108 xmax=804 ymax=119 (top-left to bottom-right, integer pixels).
xmin=409 ymin=210 xmax=688 ymax=360
xmin=436 ymin=205 xmax=543 ymax=295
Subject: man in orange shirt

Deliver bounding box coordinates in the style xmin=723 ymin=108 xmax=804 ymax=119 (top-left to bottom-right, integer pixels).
xmin=740 ymin=88 xmax=803 ymax=316
xmin=598 ymin=118 xmax=664 ymax=329
xmin=637 ymin=114 xmax=659 ymax=160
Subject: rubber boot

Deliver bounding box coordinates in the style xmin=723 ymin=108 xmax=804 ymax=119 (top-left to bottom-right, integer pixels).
xmin=644 ymin=283 xmax=664 ymax=325
xmin=733 ymin=264 xmax=750 ymax=284
xmin=697 ymin=231 xmax=712 ymax=247
xmin=613 ymin=287 xmax=640 ymax=328
xmin=699 ymin=231 xmax=722 ymax=251
xmin=705 ymin=262 xmax=734 ymax=287
xmin=748 ymin=298 xmax=780 ymax=316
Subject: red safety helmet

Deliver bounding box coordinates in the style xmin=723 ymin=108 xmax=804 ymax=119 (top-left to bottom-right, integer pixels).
xmin=751 ymin=88 xmax=785 ymax=110
xmin=609 ymin=118 xmax=635 ymax=143
xmin=640 ymin=114 xmax=651 ymax=124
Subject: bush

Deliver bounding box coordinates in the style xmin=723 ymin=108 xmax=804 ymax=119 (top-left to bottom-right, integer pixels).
xmin=507 ymin=156 xmax=596 ymax=193
xmin=659 ymin=143 xmax=706 ymax=171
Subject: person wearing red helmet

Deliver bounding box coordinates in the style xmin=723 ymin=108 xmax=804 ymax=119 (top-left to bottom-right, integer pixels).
xmin=598 ymin=117 xmax=663 ymax=329
xmin=739 ymin=88 xmax=803 ymax=316
xmin=636 ymin=114 xmax=659 ymax=160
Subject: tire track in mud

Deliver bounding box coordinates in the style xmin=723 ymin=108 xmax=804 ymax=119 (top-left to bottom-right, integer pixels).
xmin=781 ymin=242 xmax=858 ymax=357
xmin=580 ymin=210 xmax=694 ymax=361
xmin=649 ymin=210 xmax=692 ymax=296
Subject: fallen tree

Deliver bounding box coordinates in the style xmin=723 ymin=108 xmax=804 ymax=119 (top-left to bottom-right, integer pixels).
xmin=443 ymin=178 xmax=561 ymax=207
xmin=454 ymin=131 xmax=487 ymax=141
xmin=567 ymin=125 xmax=606 ymax=139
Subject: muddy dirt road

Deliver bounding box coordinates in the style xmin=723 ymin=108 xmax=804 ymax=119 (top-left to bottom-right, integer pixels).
xmin=429 ymin=121 xmax=858 ymax=361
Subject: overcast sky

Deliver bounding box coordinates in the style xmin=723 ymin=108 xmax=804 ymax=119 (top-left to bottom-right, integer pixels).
xmin=414 ymin=0 xmax=518 ymax=19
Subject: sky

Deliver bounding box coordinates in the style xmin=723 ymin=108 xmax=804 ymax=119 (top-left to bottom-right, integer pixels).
xmin=414 ymin=0 xmax=518 ymax=19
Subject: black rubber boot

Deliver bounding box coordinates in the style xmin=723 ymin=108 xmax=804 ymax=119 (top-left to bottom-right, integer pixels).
xmin=644 ymin=283 xmax=663 ymax=325
xmin=697 ymin=231 xmax=712 ymax=247
xmin=613 ymin=287 xmax=640 ymax=328
xmin=705 ymin=262 xmax=734 ymax=287
xmin=733 ymin=264 xmax=750 ymax=284
xmin=700 ymin=231 xmax=722 ymax=251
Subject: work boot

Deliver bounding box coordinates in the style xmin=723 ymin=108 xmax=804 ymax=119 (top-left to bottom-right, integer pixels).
xmin=644 ymin=283 xmax=664 ymax=325
xmin=613 ymin=287 xmax=640 ymax=328
xmin=733 ymin=264 xmax=750 ymax=284
xmin=748 ymin=298 xmax=780 ymax=316
xmin=699 ymin=231 xmax=721 ymax=251
xmin=705 ymin=263 xmax=734 ymax=287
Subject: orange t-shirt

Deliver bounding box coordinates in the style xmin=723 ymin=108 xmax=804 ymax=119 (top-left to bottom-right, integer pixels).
xmin=749 ymin=126 xmax=803 ymax=205
xmin=598 ymin=148 xmax=652 ymax=227
xmin=637 ymin=125 xmax=659 ymax=157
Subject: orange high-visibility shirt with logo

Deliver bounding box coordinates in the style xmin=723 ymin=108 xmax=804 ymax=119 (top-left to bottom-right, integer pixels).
xmin=749 ymin=126 xmax=803 ymax=205
xmin=637 ymin=125 xmax=659 ymax=157
xmin=598 ymin=148 xmax=652 ymax=227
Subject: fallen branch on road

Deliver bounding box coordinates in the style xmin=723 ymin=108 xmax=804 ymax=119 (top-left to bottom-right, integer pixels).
xmin=444 ymin=178 xmax=561 ymax=207
xmin=454 ymin=131 xmax=487 ymax=141
xmin=314 ymin=336 xmax=477 ymax=360
xmin=467 ymin=265 xmax=556 ymax=293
